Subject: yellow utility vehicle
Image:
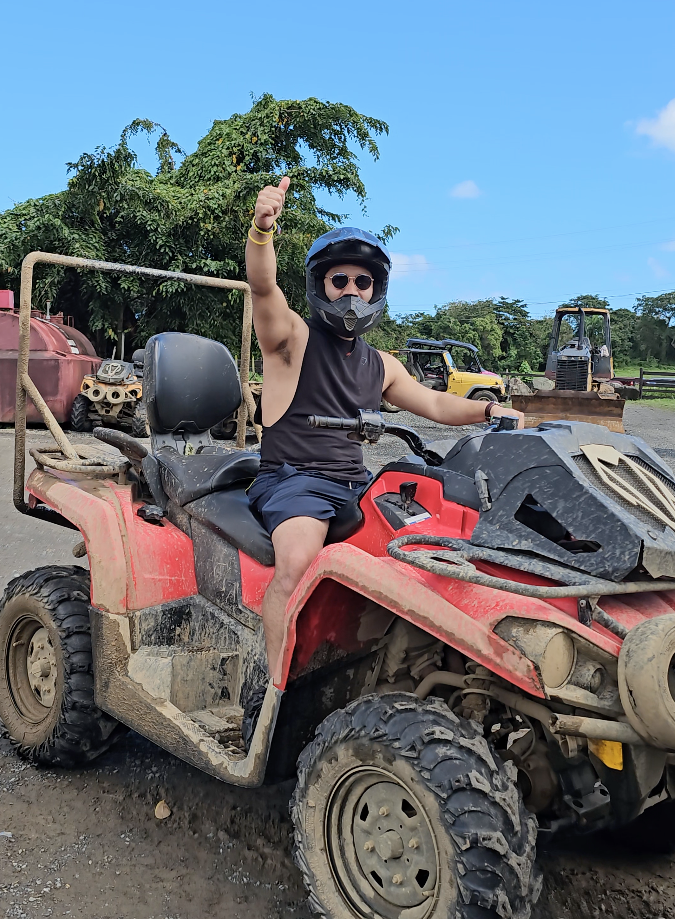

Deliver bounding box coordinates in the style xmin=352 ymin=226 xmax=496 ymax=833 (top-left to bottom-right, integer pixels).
xmin=397 ymin=338 xmax=506 ymax=402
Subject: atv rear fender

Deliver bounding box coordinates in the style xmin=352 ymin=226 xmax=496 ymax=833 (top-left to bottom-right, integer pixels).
xmin=26 ymin=468 xmax=197 ymax=614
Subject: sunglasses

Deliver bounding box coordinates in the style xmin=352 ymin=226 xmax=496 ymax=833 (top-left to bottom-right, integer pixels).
xmin=328 ymin=273 xmax=373 ymax=291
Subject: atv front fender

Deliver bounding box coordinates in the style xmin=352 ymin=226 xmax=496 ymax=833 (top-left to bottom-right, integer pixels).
xmin=276 ymin=542 xmax=543 ymax=694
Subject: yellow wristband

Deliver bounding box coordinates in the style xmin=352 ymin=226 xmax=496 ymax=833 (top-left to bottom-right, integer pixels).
xmin=251 ymin=218 xmax=276 ymax=236
xmin=247 ymin=228 xmax=274 ymax=246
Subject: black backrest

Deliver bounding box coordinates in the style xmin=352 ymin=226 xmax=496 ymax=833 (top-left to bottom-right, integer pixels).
xmin=145 ymin=332 xmax=241 ymax=434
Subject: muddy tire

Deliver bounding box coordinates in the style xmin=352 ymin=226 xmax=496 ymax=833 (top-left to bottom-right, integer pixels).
xmin=618 ymin=613 xmax=675 ymax=749
xmin=291 ymin=693 xmax=540 ymax=919
xmin=70 ymin=393 xmax=92 ymax=432
xmin=470 ymin=389 xmax=497 ymax=402
xmin=0 ymin=566 xmax=126 ymax=767
xmin=131 ymin=401 xmax=150 ymax=438
xmin=211 ymin=417 xmax=238 ymax=440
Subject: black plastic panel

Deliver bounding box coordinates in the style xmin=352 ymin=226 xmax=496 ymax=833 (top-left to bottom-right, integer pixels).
xmin=145 ymin=332 xmax=242 ymax=434
xmin=185 ymin=488 xmax=276 ymax=567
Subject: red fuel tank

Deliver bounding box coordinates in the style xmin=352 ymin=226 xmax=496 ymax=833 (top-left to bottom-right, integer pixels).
xmin=0 ymin=291 xmax=101 ymax=423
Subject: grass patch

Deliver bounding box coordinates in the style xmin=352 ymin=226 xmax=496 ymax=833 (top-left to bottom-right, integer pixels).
xmin=615 ymin=363 xmax=675 ymax=377
xmin=630 ymin=397 xmax=675 ymax=410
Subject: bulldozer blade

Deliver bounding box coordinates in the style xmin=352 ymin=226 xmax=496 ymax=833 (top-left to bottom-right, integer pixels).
xmin=511 ymin=390 xmax=626 ymax=433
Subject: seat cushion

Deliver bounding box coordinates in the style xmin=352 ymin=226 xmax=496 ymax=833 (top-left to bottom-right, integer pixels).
xmin=325 ymin=497 xmax=364 ymax=544
xmin=185 ymin=488 xmax=275 ymax=567
xmin=183 ymin=484 xmax=364 ymax=568
xmin=156 ymin=447 xmax=260 ymax=506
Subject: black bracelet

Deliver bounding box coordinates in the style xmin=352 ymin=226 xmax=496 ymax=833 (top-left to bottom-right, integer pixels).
xmin=484 ymin=400 xmax=497 ymax=422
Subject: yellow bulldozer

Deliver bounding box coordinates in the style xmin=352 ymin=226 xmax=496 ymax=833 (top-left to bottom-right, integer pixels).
xmin=511 ymin=305 xmax=626 ymax=432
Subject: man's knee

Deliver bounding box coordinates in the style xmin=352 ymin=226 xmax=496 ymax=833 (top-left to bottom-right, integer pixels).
xmin=271 ymin=517 xmax=329 ymax=595
xmin=273 ymin=545 xmax=321 ymax=594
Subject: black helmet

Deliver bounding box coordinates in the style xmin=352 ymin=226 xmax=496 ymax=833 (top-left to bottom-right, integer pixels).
xmin=305 ymin=227 xmax=391 ymax=337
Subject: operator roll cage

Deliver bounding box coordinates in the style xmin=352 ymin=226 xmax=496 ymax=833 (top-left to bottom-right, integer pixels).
xmin=13 ymin=252 xmax=257 ymax=515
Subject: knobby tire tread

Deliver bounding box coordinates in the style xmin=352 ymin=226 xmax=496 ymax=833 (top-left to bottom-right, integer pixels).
xmin=291 ymin=692 xmax=541 ymax=919
xmin=0 ymin=566 xmax=125 ymax=767
xmin=70 ymin=394 xmax=92 ymax=432
xmin=131 ymin=402 xmax=149 ymax=439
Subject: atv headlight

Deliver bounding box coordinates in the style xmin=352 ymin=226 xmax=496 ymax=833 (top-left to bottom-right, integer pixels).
xmin=538 ymin=630 xmax=576 ymax=688
xmin=495 ymin=620 xmax=576 ymax=689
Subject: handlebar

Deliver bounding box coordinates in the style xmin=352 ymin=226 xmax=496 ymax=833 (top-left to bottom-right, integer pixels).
xmin=308 ymin=409 xmax=521 ymax=465
xmin=307 ymin=415 xmax=360 ymax=431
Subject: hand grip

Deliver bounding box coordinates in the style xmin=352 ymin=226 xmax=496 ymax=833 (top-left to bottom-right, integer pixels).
xmin=494 ymin=414 xmax=520 ymax=432
xmin=307 ymin=415 xmax=359 ymax=430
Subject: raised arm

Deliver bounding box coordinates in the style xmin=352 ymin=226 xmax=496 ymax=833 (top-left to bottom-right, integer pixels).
xmin=245 ymin=176 xmax=304 ymax=355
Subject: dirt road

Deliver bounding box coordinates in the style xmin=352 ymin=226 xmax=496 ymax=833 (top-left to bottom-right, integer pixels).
xmin=2 ymin=407 xmax=675 ymax=919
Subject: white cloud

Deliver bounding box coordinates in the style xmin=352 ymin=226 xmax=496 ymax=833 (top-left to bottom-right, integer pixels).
xmin=390 ymin=253 xmax=430 ymax=276
xmin=450 ymin=179 xmax=482 ymax=199
xmin=636 ymin=98 xmax=675 ymax=152
xmin=661 ymin=240 xmax=675 ymax=252
xmin=648 ymin=256 xmax=670 ymax=279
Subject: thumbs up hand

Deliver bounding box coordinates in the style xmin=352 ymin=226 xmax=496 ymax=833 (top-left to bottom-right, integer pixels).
xmin=254 ymin=176 xmax=290 ymax=231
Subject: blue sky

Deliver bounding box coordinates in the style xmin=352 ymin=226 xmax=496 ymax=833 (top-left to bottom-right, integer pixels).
xmin=2 ymin=0 xmax=674 ymax=318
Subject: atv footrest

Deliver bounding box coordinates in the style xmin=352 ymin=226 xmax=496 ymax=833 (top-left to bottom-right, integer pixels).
xmin=188 ymin=706 xmax=244 ymax=750
xmin=563 ymin=784 xmax=612 ymax=824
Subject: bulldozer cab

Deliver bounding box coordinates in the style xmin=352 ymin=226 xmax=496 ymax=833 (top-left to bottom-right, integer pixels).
xmin=546 ymin=307 xmax=614 ymax=385
xmin=513 ymin=305 xmax=624 ymax=433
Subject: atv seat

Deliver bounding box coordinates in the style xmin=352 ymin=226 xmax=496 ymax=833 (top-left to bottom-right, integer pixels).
xmin=186 ymin=488 xmax=275 ymax=566
xmin=156 ymin=447 xmax=261 ymax=506
xmin=184 ymin=487 xmax=364 ymax=567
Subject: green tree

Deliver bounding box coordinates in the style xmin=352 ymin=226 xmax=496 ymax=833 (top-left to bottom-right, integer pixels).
xmin=366 ymin=298 xmax=555 ymax=372
xmin=529 ymin=317 xmax=555 ymax=369
xmin=635 ymin=291 xmax=675 ymax=364
xmin=607 ymin=308 xmax=638 ymax=366
xmin=0 ymin=95 xmax=392 ymax=356
xmin=492 ymin=298 xmax=544 ymax=370
xmin=559 ymin=294 xmax=611 ymax=311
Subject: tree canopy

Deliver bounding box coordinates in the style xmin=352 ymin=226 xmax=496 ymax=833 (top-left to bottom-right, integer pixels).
xmin=0 ymin=95 xmax=393 ymax=355
xmin=366 ymin=293 xmax=675 ymax=374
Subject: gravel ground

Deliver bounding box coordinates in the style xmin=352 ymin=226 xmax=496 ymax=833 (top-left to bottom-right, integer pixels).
xmin=1 ymin=406 xmax=675 ymax=919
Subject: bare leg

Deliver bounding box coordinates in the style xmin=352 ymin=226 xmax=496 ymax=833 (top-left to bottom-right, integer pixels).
xmin=262 ymin=516 xmax=330 ymax=674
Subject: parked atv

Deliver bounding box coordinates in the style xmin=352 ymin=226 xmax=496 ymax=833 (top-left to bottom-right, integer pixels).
xmin=6 ymin=259 xmax=675 ymax=919
xmin=70 ymin=350 xmax=148 ymax=437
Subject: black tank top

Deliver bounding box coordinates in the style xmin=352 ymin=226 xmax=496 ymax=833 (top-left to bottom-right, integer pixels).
xmin=258 ymin=320 xmax=384 ymax=482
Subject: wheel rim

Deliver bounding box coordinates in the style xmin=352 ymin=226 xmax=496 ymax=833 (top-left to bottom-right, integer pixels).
xmin=325 ymin=766 xmax=440 ymax=918
xmin=6 ymin=618 xmax=58 ymax=722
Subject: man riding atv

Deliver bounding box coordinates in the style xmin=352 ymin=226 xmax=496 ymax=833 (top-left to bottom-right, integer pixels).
xmin=245 ymin=177 xmax=524 ymax=670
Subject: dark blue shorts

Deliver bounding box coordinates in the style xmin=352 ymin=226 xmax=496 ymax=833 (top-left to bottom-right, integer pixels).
xmin=248 ymin=463 xmax=369 ymax=535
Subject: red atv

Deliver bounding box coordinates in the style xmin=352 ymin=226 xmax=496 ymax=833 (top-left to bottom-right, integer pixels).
xmin=4 ymin=263 xmax=675 ymax=919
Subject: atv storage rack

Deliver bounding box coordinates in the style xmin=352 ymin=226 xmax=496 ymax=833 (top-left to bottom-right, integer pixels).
xmin=5 ymin=251 xmax=675 ymax=919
